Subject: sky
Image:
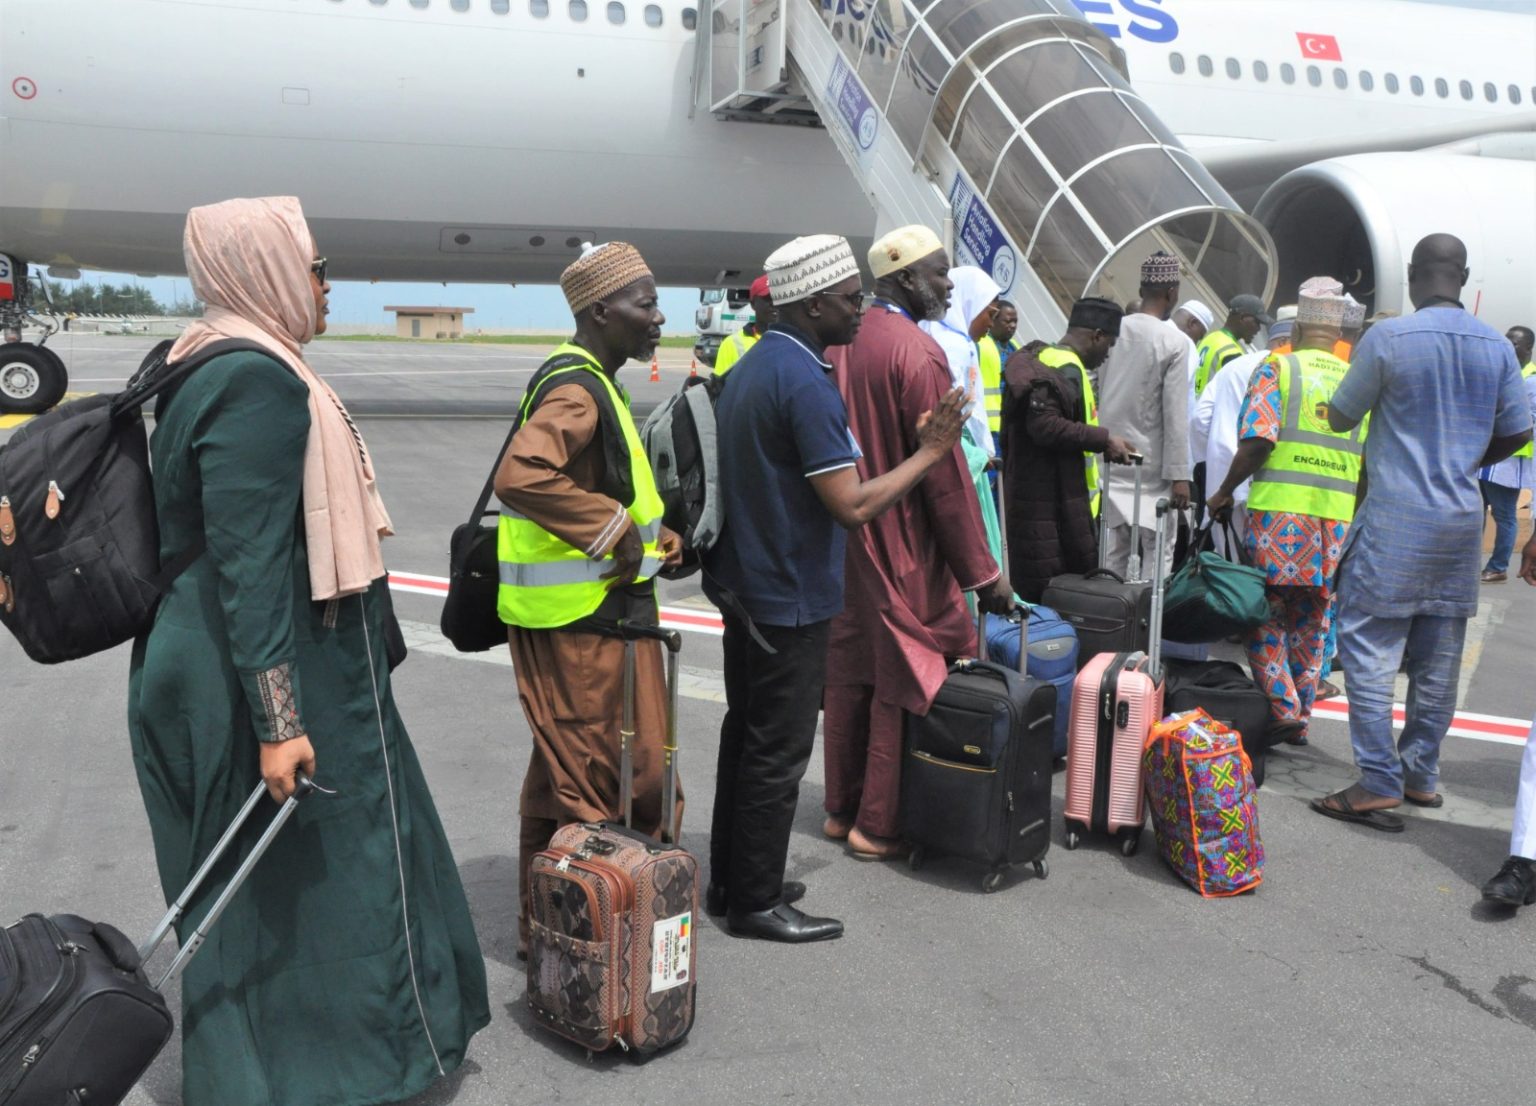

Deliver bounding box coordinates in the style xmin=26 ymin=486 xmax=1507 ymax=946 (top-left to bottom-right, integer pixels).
xmin=45 ymin=0 xmax=1531 ymax=333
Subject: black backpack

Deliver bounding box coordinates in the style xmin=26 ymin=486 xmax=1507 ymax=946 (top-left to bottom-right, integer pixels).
xmin=0 ymin=339 xmax=269 ymax=663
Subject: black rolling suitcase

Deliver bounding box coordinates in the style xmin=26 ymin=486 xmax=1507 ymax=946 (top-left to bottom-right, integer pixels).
xmin=900 ymin=608 xmax=1056 ymax=892
xmin=0 ymin=778 xmax=323 ymax=1106
xmin=1042 ymin=457 xmax=1153 ymax=666
xmin=1164 ymin=659 xmax=1275 ymax=787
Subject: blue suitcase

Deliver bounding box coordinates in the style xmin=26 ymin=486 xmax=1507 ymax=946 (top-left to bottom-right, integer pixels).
xmin=985 ymin=606 xmax=1078 ymax=757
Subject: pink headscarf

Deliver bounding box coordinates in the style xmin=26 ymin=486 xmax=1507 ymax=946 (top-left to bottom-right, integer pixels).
xmin=169 ymin=197 xmax=393 ymax=601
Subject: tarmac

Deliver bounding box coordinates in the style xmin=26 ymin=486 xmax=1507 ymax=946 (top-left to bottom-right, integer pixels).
xmin=3 ymin=337 xmax=1535 ymax=1106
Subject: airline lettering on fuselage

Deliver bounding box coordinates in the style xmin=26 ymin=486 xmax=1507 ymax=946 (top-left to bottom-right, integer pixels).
xmin=1071 ymin=0 xmax=1179 ymax=44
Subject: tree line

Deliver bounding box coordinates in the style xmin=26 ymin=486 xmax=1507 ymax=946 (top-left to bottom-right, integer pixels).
xmin=42 ymin=280 xmax=204 ymax=317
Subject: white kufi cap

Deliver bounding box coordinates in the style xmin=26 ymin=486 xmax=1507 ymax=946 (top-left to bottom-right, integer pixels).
xmin=764 ymin=234 xmax=861 ymax=305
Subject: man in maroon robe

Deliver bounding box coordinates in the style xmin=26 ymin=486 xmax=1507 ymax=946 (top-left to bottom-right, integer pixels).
xmin=823 ymin=225 xmax=1016 ymax=859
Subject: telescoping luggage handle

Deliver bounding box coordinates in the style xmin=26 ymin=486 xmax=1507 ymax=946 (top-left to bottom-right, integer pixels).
xmin=137 ymin=774 xmax=333 ymax=990
xmin=975 ymin=603 xmax=1028 ymax=676
xmin=617 ymin=619 xmax=684 ymax=845
xmin=1096 ymin=453 xmax=1145 ymax=577
xmin=1149 ymin=497 xmax=1171 ymax=681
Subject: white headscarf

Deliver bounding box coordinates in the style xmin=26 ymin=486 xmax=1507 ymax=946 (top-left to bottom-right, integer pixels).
xmin=921 ymin=265 xmax=1001 ymax=456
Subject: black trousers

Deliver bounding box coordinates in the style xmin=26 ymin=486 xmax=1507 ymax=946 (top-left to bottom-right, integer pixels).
xmin=709 ymin=613 xmax=831 ymax=913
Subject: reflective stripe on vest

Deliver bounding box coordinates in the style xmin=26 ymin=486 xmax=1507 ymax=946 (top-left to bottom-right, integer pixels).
xmin=1196 ymin=329 xmax=1243 ymax=396
xmin=1247 ymin=350 xmax=1366 ymax=524
xmin=712 ymin=329 xmax=757 ymax=377
xmin=1516 ymin=362 xmax=1535 ymax=459
xmin=978 ymin=335 xmax=1003 ymax=434
xmin=497 ymin=344 xmax=665 ymax=629
xmin=1038 ymin=344 xmax=1101 ymax=516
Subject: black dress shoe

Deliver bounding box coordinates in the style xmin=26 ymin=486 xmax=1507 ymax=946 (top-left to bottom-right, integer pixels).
xmin=1481 ymin=856 xmax=1536 ymax=907
xmin=705 ymin=880 xmax=805 ymax=917
xmin=726 ymin=901 xmax=843 ymax=943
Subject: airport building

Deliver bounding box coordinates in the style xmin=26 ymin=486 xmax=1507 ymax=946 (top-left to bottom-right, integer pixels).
xmin=385 ymin=305 xmax=474 ymax=339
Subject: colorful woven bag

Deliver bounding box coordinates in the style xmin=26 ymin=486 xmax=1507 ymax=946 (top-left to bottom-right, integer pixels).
xmin=1143 ymin=708 xmax=1264 ymax=897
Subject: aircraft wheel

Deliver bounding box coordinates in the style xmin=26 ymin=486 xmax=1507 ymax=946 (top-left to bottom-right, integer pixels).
xmin=0 ymin=343 xmax=68 ymax=414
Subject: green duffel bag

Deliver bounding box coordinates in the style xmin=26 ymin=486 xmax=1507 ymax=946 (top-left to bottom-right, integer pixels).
xmin=1161 ymin=519 xmax=1270 ymax=643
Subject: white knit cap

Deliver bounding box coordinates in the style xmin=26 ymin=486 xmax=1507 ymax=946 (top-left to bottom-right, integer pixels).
xmin=764 ymin=234 xmax=861 ymax=305
xmin=1177 ymin=299 xmax=1214 ymax=329
xmin=1275 ymin=304 xmax=1299 ymax=322
xmin=868 ymin=225 xmax=945 ymax=278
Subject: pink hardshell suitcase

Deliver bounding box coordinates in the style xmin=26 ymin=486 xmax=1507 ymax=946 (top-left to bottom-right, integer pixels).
xmin=1063 ymin=498 xmax=1171 ymax=856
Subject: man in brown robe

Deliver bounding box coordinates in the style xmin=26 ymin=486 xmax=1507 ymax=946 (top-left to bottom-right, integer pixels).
xmin=494 ymin=243 xmax=683 ymax=956
xmin=823 ymin=225 xmax=1016 ymax=860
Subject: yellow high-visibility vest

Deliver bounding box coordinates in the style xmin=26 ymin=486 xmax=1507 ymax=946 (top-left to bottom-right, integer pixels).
xmin=1037 ymin=344 xmax=1101 ymax=516
xmin=497 ymin=343 xmax=665 ymax=628
xmin=712 ymin=328 xmax=758 ymax=377
xmin=1247 ymin=349 xmax=1366 ymax=524
xmin=1196 ymin=328 xmax=1244 ymax=396
xmin=1516 ymin=362 xmax=1535 ymax=459
xmin=978 ymin=334 xmax=1004 ymax=435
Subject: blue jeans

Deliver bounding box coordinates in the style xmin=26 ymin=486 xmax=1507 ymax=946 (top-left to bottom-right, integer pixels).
xmin=1481 ymin=479 xmax=1520 ymax=573
xmin=1336 ymin=568 xmax=1467 ymax=798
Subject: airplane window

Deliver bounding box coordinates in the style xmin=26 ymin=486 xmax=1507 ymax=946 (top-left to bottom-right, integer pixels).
xmin=1359 ymin=70 xmax=1374 ymax=92
xmin=493 ymin=0 xmax=509 ymax=10
xmin=369 ymin=0 xmax=387 ymax=6
xmin=1197 ymin=55 xmax=1213 ymax=77
xmin=1333 ymin=68 xmax=1348 ymax=90
xmin=1484 ymin=82 xmax=1497 ymax=102
xmin=1225 ymin=58 xmax=1241 ymax=79
xmin=1306 ymin=65 xmax=1322 ymax=87
xmin=1168 ymin=52 xmax=1185 ymax=75
xmin=644 ymin=2 xmax=660 ymax=25
xmin=1253 ymin=60 xmax=1268 ymax=82
xmin=1434 ymin=78 xmax=1448 ymax=98
xmin=1410 ymin=75 xmax=1424 ymax=96
xmin=409 ymin=0 xmax=427 ymax=8
xmin=607 ymin=1 xmax=623 ymax=23
xmin=530 ymin=0 xmax=548 ymax=15
xmin=1385 ymin=73 xmax=1399 ymax=94
xmin=1280 ymin=63 xmax=1295 ymax=85
xmin=452 ymin=0 xmax=468 ymax=10
xmin=1511 ymin=86 xmax=1523 ymax=105
xmin=1458 ymin=80 xmax=1472 ymax=101
xmin=569 ymin=0 xmax=586 ymax=19
xmin=682 ymin=6 xmax=696 ymax=30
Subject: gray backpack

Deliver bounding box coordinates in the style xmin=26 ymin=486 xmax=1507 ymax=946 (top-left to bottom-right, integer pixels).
xmin=640 ymin=374 xmax=725 ymax=575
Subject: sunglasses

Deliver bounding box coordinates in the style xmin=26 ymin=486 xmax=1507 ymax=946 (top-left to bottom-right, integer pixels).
xmin=311 ymin=257 xmax=329 ymax=285
xmin=816 ymin=289 xmax=866 ymax=310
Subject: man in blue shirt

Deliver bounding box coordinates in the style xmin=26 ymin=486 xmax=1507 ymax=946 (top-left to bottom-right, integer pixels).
xmin=704 ymin=234 xmax=967 ymax=942
xmin=1311 ymin=234 xmax=1532 ymax=832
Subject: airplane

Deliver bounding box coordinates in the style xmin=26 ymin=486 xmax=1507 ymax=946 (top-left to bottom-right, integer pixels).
xmin=1 ymin=0 xmax=1533 ymax=413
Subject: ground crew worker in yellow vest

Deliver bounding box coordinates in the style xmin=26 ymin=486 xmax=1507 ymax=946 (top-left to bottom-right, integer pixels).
xmin=979 ymin=300 xmax=1020 ymax=452
xmin=1478 ymin=324 xmax=1536 ymax=582
xmin=1207 ymin=281 xmax=1366 ymax=745
xmin=493 ymin=241 xmax=685 ymax=957
xmin=1196 ymin=293 xmax=1272 ymax=395
xmin=712 ymin=274 xmax=776 ymax=377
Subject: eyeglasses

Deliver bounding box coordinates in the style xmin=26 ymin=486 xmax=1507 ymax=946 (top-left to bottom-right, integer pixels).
xmin=816 ymin=289 xmax=866 ymax=310
xmin=311 ymin=257 xmax=329 ymax=285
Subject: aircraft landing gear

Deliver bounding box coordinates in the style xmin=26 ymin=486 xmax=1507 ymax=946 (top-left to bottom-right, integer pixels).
xmin=0 ymin=252 xmax=70 ymax=415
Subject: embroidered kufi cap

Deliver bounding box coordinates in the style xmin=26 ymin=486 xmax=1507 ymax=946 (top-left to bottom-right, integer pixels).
xmin=1298 ymin=275 xmax=1344 ymax=299
xmin=1342 ymin=295 xmax=1367 ymax=328
xmin=1068 ymin=296 xmax=1124 ymax=336
xmin=559 ymin=241 xmax=653 ymax=315
xmin=1177 ymin=299 xmax=1214 ymax=329
xmin=764 ymin=235 xmax=860 ymax=304
xmin=867 ymin=225 xmax=945 ymax=278
xmin=1140 ymin=251 xmax=1181 ymax=286
xmin=1296 ymin=281 xmax=1350 ymax=327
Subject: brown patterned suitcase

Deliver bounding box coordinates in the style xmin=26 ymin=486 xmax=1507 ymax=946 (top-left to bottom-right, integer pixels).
xmin=526 ymin=621 xmax=698 ymax=1056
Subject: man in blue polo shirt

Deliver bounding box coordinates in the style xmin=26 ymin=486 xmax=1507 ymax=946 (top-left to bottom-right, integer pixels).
xmin=704 ymin=234 xmax=967 ymax=943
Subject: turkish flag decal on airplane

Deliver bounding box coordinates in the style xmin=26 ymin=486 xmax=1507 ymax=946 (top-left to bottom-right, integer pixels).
xmin=1296 ymin=33 xmax=1342 ymax=61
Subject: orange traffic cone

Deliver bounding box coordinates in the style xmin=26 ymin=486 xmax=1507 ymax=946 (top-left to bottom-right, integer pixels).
xmin=649 ymin=356 xmax=660 ymax=383
xmin=689 ymin=358 xmax=699 ymax=378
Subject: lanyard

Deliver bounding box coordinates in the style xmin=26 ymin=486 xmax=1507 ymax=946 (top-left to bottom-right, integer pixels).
xmin=873 ymin=297 xmax=912 ymax=321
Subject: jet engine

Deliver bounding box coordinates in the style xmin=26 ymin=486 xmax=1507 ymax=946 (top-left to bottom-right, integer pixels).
xmin=1251 ymin=152 xmax=1536 ymax=327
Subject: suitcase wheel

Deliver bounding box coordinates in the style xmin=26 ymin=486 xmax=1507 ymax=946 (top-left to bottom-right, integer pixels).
xmin=981 ymin=870 xmax=1006 ymax=894
xmin=1065 ymin=831 xmax=1080 ymax=851
xmin=907 ymin=847 xmax=925 ymax=872
xmin=1120 ymin=834 xmax=1139 ymax=858
xmin=1033 ymin=858 xmax=1049 ymax=880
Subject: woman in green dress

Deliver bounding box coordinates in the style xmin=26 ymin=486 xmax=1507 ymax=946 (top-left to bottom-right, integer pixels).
xmin=128 ymin=196 xmax=489 ymax=1106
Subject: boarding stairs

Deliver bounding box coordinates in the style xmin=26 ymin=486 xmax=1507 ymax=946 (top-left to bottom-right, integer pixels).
xmin=699 ymin=0 xmax=1276 ymax=340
